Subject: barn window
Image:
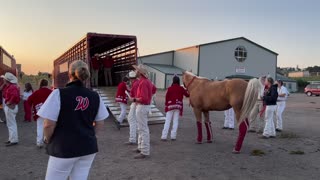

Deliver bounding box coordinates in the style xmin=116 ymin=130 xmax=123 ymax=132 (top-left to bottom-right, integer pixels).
xmin=234 ymin=46 xmax=247 ymax=62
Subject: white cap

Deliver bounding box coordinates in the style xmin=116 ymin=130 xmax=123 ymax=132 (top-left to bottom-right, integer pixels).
xmin=129 ymin=71 xmax=136 ymax=78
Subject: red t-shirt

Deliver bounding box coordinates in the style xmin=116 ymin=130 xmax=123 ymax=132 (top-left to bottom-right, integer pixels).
xmin=165 ymin=84 xmax=189 ymax=116
xmin=102 ymin=57 xmax=114 ymax=68
xmin=115 ymin=82 xmax=128 ymax=104
xmin=4 ymin=83 xmax=20 ymax=105
xmin=91 ymin=57 xmax=100 ymax=70
xmin=136 ymin=77 xmax=156 ymax=105
xmin=130 ymin=79 xmax=140 ymax=98
xmin=28 ymin=87 xmax=52 ymax=120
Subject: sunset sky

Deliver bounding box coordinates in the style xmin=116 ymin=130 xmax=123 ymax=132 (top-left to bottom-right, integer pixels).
xmin=0 ymin=0 xmax=319 ymax=75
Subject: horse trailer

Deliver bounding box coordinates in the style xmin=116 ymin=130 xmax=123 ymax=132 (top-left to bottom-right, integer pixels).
xmin=0 ymin=46 xmax=17 ymax=77
xmin=53 ymin=33 xmax=138 ymax=88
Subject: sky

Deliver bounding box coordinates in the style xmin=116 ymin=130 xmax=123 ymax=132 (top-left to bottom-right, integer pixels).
xmin=0 ymin=0 xmax=319 ymax=75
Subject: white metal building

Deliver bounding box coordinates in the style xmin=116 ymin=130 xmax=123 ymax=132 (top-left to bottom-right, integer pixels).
xmin=276 ymin=73 xmax=297 ymax=93
xmin=139 ymin=37 xmax=278 ymax=89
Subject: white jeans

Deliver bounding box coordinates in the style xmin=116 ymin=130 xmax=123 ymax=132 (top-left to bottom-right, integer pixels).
xmin=263 ymin=105 xmax=277 ymax=137
xmin=161 ymin=109 xmax=180 ymax=139
xmin=4 ymin=105 xmax=19 ymax=143
xmin=45 ymin=153 xmax=96 ymax=180
xmin=37 ymin=117 xmax=44 ymax=145
xmin=91 ymin=69 xmax=99 ymax=87
xmin=136 ymin=105 xmax=150 ymax=155
xmin=224 ymin=108 xmax=235 ymax=128
xmin=104 ymin=68 xmax=113 ymax=86
xmin=118 ymin=102 xmax=127 ymax=123
xmin=128 ymin=102 xmax=137 ymax=143
xmin=276 ymin=101 xmax=286 ymax=130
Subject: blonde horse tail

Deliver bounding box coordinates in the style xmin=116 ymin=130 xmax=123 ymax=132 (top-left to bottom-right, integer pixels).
xmin=239 ymin=78 xmax=261 ymax=124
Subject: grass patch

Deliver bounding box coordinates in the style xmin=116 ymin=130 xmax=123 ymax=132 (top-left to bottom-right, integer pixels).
xmin=289 ymin=150 xmax=305 ymax=155
xmin=251 ymin=149 xmax=266 ymax=156
xmin=279 ymin=132 xmax=299 ymax=139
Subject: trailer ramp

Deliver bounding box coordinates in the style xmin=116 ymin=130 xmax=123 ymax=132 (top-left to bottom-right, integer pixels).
xmin=93 ymin=87 xmax=166 ymax=127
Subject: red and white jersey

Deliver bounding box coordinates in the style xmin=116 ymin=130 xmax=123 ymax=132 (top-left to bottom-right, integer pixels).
xmin=165 ymin=84 xmax=189 ymax=116
xmin=115 ymin=81 xmax=128 ymax=104
xmin=27 ymin=87 xmax=52 ymax=120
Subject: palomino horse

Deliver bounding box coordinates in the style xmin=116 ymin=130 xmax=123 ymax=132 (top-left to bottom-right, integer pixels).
xmin=182 ymin=71 xmax=261 ymax=153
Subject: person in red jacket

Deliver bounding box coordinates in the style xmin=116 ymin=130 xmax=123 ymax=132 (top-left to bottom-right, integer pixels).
xmin=161 ymin=76 xmax=189 ymax=141
xmin=27 ymin=79 xmax=52 ymax=148
xmin=102 ymin=55 xmax=114 ymax=86
xmin=91 ymin=54 xmax=100 ymax=87
xmin=125 ymin=71 xmax=140 ymax=145
xmin=130 ymin=64 xmax=156 ymax=159
xmin=115 ymin=76 xmax=129 ymax=125
xmin=1 ymin=72 xmax=20 ymax=147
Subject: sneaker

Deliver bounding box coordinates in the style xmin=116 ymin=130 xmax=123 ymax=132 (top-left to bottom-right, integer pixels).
xmin=5 ymin=142 xmax=18 ymax=147
xmin=124 ymin=142 xmax=136 ymax=145
xmin=133 ymin=149 xmax=141 ymax=153
xmin=116 ymin=121 xmax=121 ymax=130
xmin=134 ymin=153 xmax=148 ymax=159
xmin=0 ymin=119 xmax=4 ymax=123
xmin=4 ymin=141 xmax=10 ymax=145
xmin=232 ymin=149 xmax=240 ymax=154
xmin=171 ymin=139 xmax=176 ymax=141
xmin=222 ymin=127 xmax=229 ymax=130
xmin=259 ymin=135 xmax=269 ymax=139
xmin=276 ymin=129 xmax=282 ymax=132
xmin=248 ymin=129 xmax=256 ymax=133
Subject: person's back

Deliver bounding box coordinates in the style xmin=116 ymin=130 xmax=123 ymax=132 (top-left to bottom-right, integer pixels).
xmin=49 ymin=81 xmax=100 ymax=157
xmin=37 ymin=60 xmax=109 ymax=180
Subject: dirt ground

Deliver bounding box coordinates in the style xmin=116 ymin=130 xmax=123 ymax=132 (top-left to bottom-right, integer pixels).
xmin=0 ymin=92 xmax=319 ymax=180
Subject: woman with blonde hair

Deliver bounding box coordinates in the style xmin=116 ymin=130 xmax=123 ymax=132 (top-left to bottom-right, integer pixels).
xmin=37 ymin=60 xmax=109 ymax=180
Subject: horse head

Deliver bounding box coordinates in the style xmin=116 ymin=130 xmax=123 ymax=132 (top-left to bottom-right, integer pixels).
xmin=182 ymin=70 xmax=196 ymax=90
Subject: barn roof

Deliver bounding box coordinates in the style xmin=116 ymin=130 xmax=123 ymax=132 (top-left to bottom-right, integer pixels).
xmin=144 ymin=63 xmax=184 ymax=75
xmin=276 ymin=73 xmax=296 ymax=83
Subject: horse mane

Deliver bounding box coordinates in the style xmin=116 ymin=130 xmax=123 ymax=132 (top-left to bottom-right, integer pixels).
xmin=184 ymin=71 xmax=210 ymax=81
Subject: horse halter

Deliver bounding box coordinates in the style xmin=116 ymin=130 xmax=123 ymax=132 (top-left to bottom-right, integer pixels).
xmin=186 ymin=76 xmax=196 ymax=91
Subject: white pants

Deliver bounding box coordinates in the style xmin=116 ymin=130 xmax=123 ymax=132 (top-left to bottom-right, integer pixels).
xmin=118 ymin=102 xmax=127 ymax=123
xmin=249 ymin=102 xmax=265 ymax=132
xmin=263 ymin=105 xmax=276 ymax=137
xmin=4 ymin=105 xmax=19 ymax=143
xmin=224 ymin=108 xmax=235 ymax=128
xmin=37 ymin=117 xmax=44 ymax=145
xmin=91 ymin=69 xmax=99 ymax=87
xmin=104 ymin=68 xmax=113 ymax=86
xmin=276 ymin=101 xmax=286 ymax=130
xmin=46 ymin=153 xmax=96 ymax=180
xmin=161 ymin=109 xmax=180 ymax=139
xmin=128 ymin=102 xmax=137 ymax=143
xmin=136 ymin=105 xmax=150 ymax=156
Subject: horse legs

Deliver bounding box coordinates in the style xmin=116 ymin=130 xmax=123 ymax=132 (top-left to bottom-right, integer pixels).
xmin=193 ymin=108 xmax=203 ymax=144
xmin=234 ymin=118 xmax=249 ymax=153
xmin=204 ymin=111 xmax=213 ymax=143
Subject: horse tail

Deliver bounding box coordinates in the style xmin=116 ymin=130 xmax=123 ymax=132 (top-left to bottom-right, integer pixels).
xmin=239 ymin=78 xmax=261 ymax=124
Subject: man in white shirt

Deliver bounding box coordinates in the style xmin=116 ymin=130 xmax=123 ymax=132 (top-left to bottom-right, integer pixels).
xmin=275 ymin=80 xmax=289 ymax=132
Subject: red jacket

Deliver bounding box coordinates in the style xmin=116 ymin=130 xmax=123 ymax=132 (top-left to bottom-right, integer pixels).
xmin=115 ymin=82 xmax=128 ymax=104
xmin=165 ymin=84 xmax=189 ymax=116
xmin=28 ymin=87 xmax=52 ymax=120
xmin=136 ymin=76 xmax=156 ymax=105
xmin=102 ymin=57 xmax=114 ymax=68
xmin=91 ymin=57 xmax=100 ymax=70
xmin=130 ymin=79 xmax=140 ymax=98
xmin=4 ymin=83 xmax=20 ymax=105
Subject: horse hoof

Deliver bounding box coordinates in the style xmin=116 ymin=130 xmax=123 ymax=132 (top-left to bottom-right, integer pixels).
xmin=207 ymin=140 xmax=213 ymax=143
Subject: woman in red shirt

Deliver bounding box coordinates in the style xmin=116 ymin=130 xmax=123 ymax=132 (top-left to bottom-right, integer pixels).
xmin=28 ymin=79 xmax=52 ymax=148
xmin=115 ymin=77 xmax=129 ymax=125
xmin=161 ymin=76 xmax=189 ymax=141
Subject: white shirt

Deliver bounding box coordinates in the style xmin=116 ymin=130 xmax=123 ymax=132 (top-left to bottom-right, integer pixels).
xmin=23 ymin=90 xmax=33 ymax=101
xmin=277 ymin=86 xmax=289 ymax=101
xmin=37 ymin=89 xmax=109 ymax=121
